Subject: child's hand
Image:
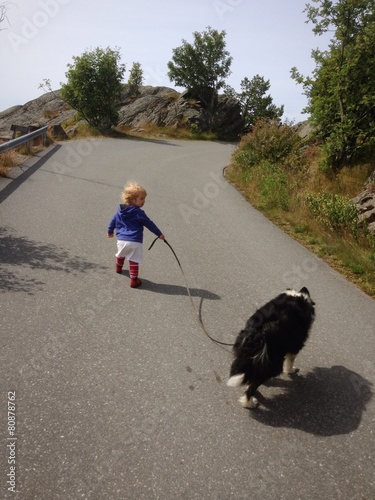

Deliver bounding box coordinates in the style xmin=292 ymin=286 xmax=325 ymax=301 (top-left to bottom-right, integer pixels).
xmin=159 ymin=234 xmax=165 ymax=240
xmin=108 ymin=233 xmax=114 ymax=238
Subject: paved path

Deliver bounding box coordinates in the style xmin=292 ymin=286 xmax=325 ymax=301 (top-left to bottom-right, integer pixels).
xmin=1 ymin=137 xmax=374 ymax=499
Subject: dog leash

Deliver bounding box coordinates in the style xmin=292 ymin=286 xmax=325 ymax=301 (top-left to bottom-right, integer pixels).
xmin=148 ymin=237 xmax=234 ymax=348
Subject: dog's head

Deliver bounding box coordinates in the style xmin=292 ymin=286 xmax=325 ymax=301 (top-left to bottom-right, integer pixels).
xmin=285 ymin=287 xmax=315 ymax=306
xmin=284 ymin=287 xmax=316 ymax=324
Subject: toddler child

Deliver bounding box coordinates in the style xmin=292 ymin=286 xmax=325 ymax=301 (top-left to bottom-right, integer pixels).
xmin=108 ymin=182 xmax=165 ymax=287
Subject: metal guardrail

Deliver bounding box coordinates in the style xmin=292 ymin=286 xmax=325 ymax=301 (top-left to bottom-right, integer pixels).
xmin=0 ymin=126 xmax=48 ymax=154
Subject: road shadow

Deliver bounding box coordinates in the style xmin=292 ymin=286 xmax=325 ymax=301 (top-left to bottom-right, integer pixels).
xmin=137 ymin=278 xmax=220 ymax=300
xmin=107 ymin=130 xmax=182 ymax=147
xmin=0 ymin=226 xmax=108 ymax=294
xmin=249 ymin=365 xmax=372 ymax=436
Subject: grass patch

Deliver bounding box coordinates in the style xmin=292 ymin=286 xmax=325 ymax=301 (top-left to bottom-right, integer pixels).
xmin=61 ymin=114 xmax=103 ymax=138
xmin=293 ymin=224 xmax=309 ymax=234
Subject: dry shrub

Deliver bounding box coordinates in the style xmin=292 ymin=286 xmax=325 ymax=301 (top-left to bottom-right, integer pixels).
xmin=0 ymin=150 xmax=16 ymax=177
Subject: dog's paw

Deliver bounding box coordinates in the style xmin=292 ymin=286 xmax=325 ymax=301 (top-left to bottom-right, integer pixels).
xmin=239 ymin=395 xmax=258 ymax=408
xmin=239 ymin=395 xmax=248 ymax=407
xmin=283 ymin=367 xmax=300 ymax=375
xmin=249 ymin=397 xmax=259 ymax=408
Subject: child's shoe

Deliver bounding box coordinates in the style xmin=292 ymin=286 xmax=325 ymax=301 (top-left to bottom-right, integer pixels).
xmin=130 ymin=278 xmax=142 ymax=288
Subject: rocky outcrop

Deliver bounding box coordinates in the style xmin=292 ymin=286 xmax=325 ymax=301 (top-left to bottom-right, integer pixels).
xmin=0 ymin=86 xmax=244 ymax=140
xmin=294 ymin=120 xmax=313 ymax=138
xmin=118 ymin=86 xmax=181 ymax=129
xmin=353 ymin=180 xmax=375 ymax=234
xmin=117 ymin=86 xmax=244 ymax=137
xmin=0 ymin=91 xmax=76 ymax=140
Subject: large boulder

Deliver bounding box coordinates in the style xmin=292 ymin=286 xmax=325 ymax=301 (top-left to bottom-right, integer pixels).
xmin=118 ymin=86 xmax=180 ymax=128
xmin=117 ymin=86 xmax=244 ymax=137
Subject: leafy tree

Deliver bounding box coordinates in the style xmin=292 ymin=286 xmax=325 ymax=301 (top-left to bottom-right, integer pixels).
xmin=291 ymin=0 xmax=375 ymax=169
xmin=167 ymin=27 xmax=232 ymax=128
xmin=222 ymin=84 xmax=237 ymax=99
xmin=128 ymin=61 xmax=143 ymax=91
xmin=61 ymin=47 xmax=126 ymax=130
xmin=237 ymin=75 xmax=284 ymax=129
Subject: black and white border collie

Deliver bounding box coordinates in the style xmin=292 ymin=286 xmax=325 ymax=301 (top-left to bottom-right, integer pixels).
xmin=227 ymin=287 xmax=315 ymax=408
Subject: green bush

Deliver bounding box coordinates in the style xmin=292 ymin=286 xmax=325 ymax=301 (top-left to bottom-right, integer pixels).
xmin=306 ymin=193 xmax=359 ymax=234
xmin=189 ymin=123 xmax=201 ymax=136
xmin=255 ymin=161 xmax=290 ymax=210
xmin=233 ymin=119 xmax=303 ymax=171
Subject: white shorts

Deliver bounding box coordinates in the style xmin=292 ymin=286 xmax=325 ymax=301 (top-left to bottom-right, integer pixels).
xmin=116 ymin=240 xmax=143 ymax=263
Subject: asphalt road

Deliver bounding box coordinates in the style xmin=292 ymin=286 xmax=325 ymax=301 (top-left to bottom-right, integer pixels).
xmin=1 ymin=137 xmax=374 ymax=500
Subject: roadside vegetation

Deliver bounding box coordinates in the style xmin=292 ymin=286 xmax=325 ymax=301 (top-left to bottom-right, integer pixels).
xmin=0 ymin=139 xmax=48 ymax=177
xmin=225 ymin=120 xmax=375 ymax=297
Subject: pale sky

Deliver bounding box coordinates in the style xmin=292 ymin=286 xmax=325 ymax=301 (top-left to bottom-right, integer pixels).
xmin=0 ymin=0 xmax=331 ymax=122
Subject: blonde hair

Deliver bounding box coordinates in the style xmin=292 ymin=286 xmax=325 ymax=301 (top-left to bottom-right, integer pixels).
xmin=121 ymin=182 xmax=147 ymax=205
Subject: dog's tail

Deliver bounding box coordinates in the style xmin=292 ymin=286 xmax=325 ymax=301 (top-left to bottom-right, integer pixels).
xmin=227 ymin=373 xmax=245 ymax=387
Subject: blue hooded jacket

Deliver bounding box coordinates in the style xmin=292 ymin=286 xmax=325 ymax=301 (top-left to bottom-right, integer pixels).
xmin=108 ymin=204 xmax=162 ymax=243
